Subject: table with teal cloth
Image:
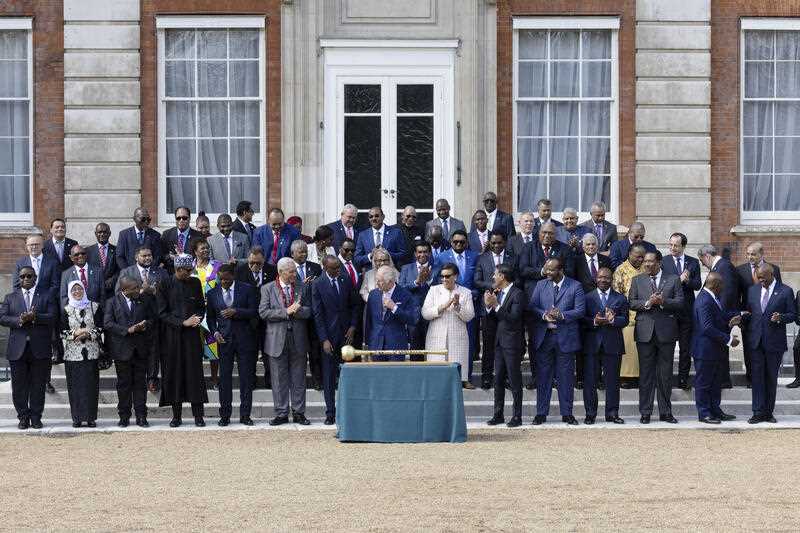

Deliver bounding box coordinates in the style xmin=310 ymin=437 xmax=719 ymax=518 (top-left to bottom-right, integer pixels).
xmin=336 ymin=363 xmax=467 ymax=443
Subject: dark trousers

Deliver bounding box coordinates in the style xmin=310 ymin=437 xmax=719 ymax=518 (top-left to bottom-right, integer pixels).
xmin=524 ymin=316 xmax=537 ymax=379
xmin=218 ymin=343 xmax=257 ymax=419
xmin=676 ymin=312 xmax=694 ymax=380
xmin=409 ymin=320 xmax=428 ymax=361
xmin=750 ymin=347 xmax=782 ymax=417
xmin=322 ymin=343 xmax=343 ymax=417
xmin=481 ymin=314 xmax=498 ymax=383
xmin=493 ymin=343 xmax=522 ymax=418
xmin=693 ymin=357 xmax=723 ymax=419
xmin=308 ymin=334 xmax=322 ymax=384
xmin=172 ymin=402 xmax=204 ymax=418
xmin=115 ymin=352 xmax=148 ymax=418
xmin=637 ymin=340 xmax=675 ymax=416
xmin=535 ymin=331 xmax=575 ymax=416
xmin=583 ymin=351 xmax=622 ymax=417
xmin=10 ymin=344 xmax=49 ymax=421
xmin=147 ymin=325 xmax=161 ymax=383
xmin=794 ymin=336 xmax=800 ymax=377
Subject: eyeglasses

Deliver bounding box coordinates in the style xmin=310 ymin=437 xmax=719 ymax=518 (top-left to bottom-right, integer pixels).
xmin=138 ymin=216 xmax=152 ymax=222
xmin=19 ymin=273 xmax=34 ymax=279
xmin=368 ymin=214 xmax=382 ymax=219
xmin=71 ymin=252 xmax=87 ymax=256
xmin=175 ymin=216 xmax=189 ymax=221
xmin=441 ymin=273 xmax=454 ymax=279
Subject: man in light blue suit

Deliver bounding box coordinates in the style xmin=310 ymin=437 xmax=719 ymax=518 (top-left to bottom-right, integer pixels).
xmin=354 ymin=206 xmax=406 ymax=269
xmin=529 ymin=258 xmax=586 ymax=425
xmin=363 ymin=266 xmax=419 ymax=361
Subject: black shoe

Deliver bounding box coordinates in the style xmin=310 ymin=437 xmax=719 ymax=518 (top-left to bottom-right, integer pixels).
xmin=169 ymin=418 xmax=182 ymax=428
xmin=46 ymin=382 xmax=55 ymax=394
xmin=584 ymin=415 xmax=595 ymax=425
xmin=699 ymin=416 xmax=721 ymax=424
xmin=506 ymin=416 xmax=522 ymax=428
xmin=118 ymin=417 xmax=129 ymax=428
xmin=640 ymin=415 xmax=651 ymax=424
xmin=748 ymin=415 xmax=763 ymax=424
xmin=72 ymin=421 xmax=81 ymax=428
xmin=562 ymin=415 xmax=579 ymax=425
xmin=620 ymin=381 xmax=636 ymax=389
xmin=481 ymin=380 xmax=492 ymax=390
xmin=240 ymin=416 xmax=254 ymax=426
xmin=718 ymin=413 xmax=736 ymax=422
xmin=765 ymin=415 xmax=777 ymax=423
xmin=324 ymin=416 xmax=335 ymax=425
xmin=575 ymin=381 xmax=583 ymax=390
xmin=605 ymin=416 xmax=625 ymax=424
xmin=269 ymin=415 xmax=289 ymax=426
xmin=293 ymin=414 xmax=311 ymax=425
xmin=678 ymin=379 xmax=691 ymax=390
xmin=30 ymin=419 xmax=43 ymax=429
xmin=136 ymin=417 xmax=149 ymax=428
xmin=525 ymin=380 xmax=534 ymax=390
xmin=87 ymin=421 xmax=96 ymax=428
xmin=218 ymin=417 xmax=230 ymax=427
xmin=194 ymin=417 xmax=205 ymax=427
xmin=787 ymin=378 xmax=800 ymax=389
xmin=720 ymin=381 xmax=732 ymax=389
xmin=17 ymin=418 xmax=29 ymax=430
xmin=659 ymin=414 xmax=678 ymax=424
xmin=597 ymin=381 xmax=605 ymax=390
xmin=532 ymin=415 xmax=546 ymax=425
xmin=486 ymin=415 xmax=504 ymax=426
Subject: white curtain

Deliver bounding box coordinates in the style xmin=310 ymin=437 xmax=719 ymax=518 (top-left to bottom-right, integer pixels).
xmin=0 ymin=31 xmax=29 ymax=214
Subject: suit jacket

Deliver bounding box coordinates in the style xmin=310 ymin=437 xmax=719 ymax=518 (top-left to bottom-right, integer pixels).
xmin=161 ymin=227 xmax=202 ymax=272
xmin=661 ymin=254 xmax=703 ymax=314
xmin=489 ymin=285 xmax=525 ymax=353
xmin=102 ymin=292 xmax=158 ymax=361
xmin=691 ymin=290 xmax=737 ymax=361
xmin=43 ymin=237 xmax=79 ymax=272
xmin=518 ymin=240 xmax=575 ymax=294
xmin=398 ymin=223 xmax=425 ymax=266
xmin=115 ymin=264 xmax=169 ymax=294
xmin=311 ymin=274 xmax=360 ymax=346
xmin=235 ymin=262 xmax=277 ymax=289
xmin=354 ymin=225 xmax=407 ymax=269
xmin=86 ymin=243 xmax=119 ymax=298
xmin=60 ymin=264 xmax=105 ymax=309
xmin=205 ymin=282 xmax=259 ymax=352
xmin=710 ymin=257 xmax=739 ymax=311
xmin=628 ymin=272 xmax=684 ymax=343
xmin=363 ymin=284 xmax=419 ymax=350
xmin=468 ymin=229 xmax=490 ymax=255
xmin=398 ymin=262 xmax=439 ymax=309
xmin=574 ymin=252 xmax=613 ymax=293
xmin=327 ymin=220 xmax=360 ymax=253
xmin=744 ymin=282 xmax=797 ymax=353
xmin=116 ymin=226 xmax=163 ymax=271
xmin=14 ymin=254 xmax=60 ymax=302
xmin=580 ymin=219 xmax=618 ymax=252
xmin=208 ymin=231 xmax=250 ymax=266
xmin=488 ymin=209 xmax=516 ymax=238
xmin=259 ymin=280 xmax=311 ymax=356
xmin=532 ymin=217 xmax=563 ymax=235
xmin=0 ymin=287 xmax=56 ymax=360
xmin=473 ymin=250 xmax=517 ymax=294
xmin=253 ymin=223 xmax=301 ymax=265
xmin=507 ymin=233 xmax=537 ymax=258
xmin=231 ymin=217 xmax=256 ymax=244
xmin=429 ymin=244 xmax=450 ymax=266
xmin=434 ymin=249 xmax=479 ymax=295
xmin=529 ymin=276 xmax=585 ymax=353
xmin=737 ymin=261 xmax=782 ymax=310
xmin=425 ymin=216 xmax=465 ymax=241
xmin=555 ymin=225 xmax=591 ymax=253
xmin=609 ymin=238 xmax=657 ymax=269
xmin=582 ymin=289 xmax=628 ymax=355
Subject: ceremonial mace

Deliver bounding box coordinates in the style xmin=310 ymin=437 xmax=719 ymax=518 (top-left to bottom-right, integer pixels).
xmin=340 ymin=345 xmax=448 ymax=363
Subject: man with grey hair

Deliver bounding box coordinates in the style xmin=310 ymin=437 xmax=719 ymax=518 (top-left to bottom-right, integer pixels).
xmin=609 ymin=221 xmax=657 ymax=269
xmin=327 ymin=203 xmax=360 ymax=251
xmin=575 ymin=232 xmax=612 ymax=294
xmin=580 ymin=201 xmax=618 ymax=253
xmin=556 ymin=207 xmax=590 ymax=253
xmin=363 ymin=265 xmax=419 ymax=362
xmin=259 ymin=256 xmax=312 ymax=425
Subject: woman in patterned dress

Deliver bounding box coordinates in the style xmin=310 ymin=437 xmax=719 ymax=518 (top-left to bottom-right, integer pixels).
xmin=189 ymin=238 xmax=222 ymax=388
xmin=612 ymin=243 xmax=647 ymax=388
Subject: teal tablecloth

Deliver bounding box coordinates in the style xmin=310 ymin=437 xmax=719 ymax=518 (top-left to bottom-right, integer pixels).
xmin=336 ymin=363 xmax=467 ymax=443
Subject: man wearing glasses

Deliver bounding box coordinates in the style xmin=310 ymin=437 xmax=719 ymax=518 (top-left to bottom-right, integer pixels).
xmin=397 ymin=205 xmax=425 ymax=267
xmin=59 ymin=245 xmax=105 ymax=310
xmin=116 ymin=207 xmax=163 ymax=271
xmin=161 ymin=206 xmax=202 ymax=273
xmin=354 ymin=207 xmax=406 ymax=270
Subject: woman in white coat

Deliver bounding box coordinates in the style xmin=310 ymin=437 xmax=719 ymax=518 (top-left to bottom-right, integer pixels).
xmin=421 ymin=262 xmax=476 ymax=388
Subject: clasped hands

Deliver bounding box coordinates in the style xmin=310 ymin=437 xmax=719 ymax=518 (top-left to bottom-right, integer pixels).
xmin=593 ymin=307 xmax=616 ymax=325
xmin=647 ymin=292 xmax=664 ymax=307
xmin=543 ymin=307 xmax=563 ymax=323
xmin=126 ymin=320 xmax=147 ymax=334
xmin=438 ymin=292 xmax=460 ymax=314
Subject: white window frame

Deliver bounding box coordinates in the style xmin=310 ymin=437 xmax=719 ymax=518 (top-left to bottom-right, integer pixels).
xmin=740 ymin=18 xmax=800 ymax=225
xmin=512 ymin=16 xmax=619 ymax=224
xmin=0 ymin=18 xmax=33 ymax=225
xmin=156 ymin=15 xmax=267 ymax=227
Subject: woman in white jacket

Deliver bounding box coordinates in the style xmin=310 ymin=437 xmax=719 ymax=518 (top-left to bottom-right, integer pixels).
xmin=421 ymin=262 xmax=475 ymax=388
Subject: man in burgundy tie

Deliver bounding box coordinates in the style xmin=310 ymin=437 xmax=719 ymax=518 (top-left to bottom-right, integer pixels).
xmin=60 ymin=245 xmax=105 ymax=310
xmin=253 ymin=208 xmax=301 ymax=265
xmin=86 ymin=222 xmax=119 ymax=300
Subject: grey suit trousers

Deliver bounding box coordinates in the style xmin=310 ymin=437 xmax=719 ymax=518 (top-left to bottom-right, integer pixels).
xmin=269 ymin=334 xmax=307 ymax=416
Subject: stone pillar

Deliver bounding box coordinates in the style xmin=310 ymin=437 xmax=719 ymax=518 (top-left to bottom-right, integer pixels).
xmin=63 ymin=0 xmax=141 ymax=243
xmin=635 ymin=0 xmax=711 ymax=248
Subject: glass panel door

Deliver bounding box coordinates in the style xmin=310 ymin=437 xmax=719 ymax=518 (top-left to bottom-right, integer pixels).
xmin=394 ymin=82 xmax=435 ymax=225
xmin=343 ymin=83 xmax=382 ymax=228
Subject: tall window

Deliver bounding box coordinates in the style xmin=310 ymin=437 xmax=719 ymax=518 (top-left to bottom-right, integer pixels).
xmin=513 ymin=18 xmax=618 ymax=220
xmin=741 ymin=23 xmax=800 ymax=222
xmin=0 ymin=20 xmax=32 ymax=223
xmin=157 ymin=17 xmax=265 ymax=223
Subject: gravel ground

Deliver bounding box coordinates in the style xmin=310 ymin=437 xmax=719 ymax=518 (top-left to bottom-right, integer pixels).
xmin=1 ymin=428 xmax=799 ymax=532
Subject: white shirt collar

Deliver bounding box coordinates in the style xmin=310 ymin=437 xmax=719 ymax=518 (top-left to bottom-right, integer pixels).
xmin=224 ymin=282 xmax=235 ymax=293
xmin=585 ymin=253 xmax=597 ymax=263
xmin=374 ymin=225 xmax=385 ymax=234
xmin=383 ymin=284 xmax=396 ymax=299
xmin=598 ymin=287 xmax=610 ymax=297
xmin=650 ymin=270 xmax=662 ymax=286
xmin=711 ymin=256 xmax=722 ymax=269
xmin=762 ymin=279 xmax=777 ymax=295
xmin=553 ymin=276 xmax=565 ymax=290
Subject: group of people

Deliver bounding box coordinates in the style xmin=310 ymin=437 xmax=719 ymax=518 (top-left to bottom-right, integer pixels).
xmin=2 ymin=194 xmax=798 ymax=430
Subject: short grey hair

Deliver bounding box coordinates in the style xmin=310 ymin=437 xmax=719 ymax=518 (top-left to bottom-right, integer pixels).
xmin=582 ymin=233 xmax=598 ymax=245
xmin=746 ymin=241 xmax=764 ymax=254
xmin=590 ymin=201 xmax=607 ymax=212
xmin=540 ymin=222 xmax=557 ymax=232
xmin=697 ymin=244 xmax=717 ymax=258
xmin=563 ymin=207 xmax=578 ymax=217
xmin=629 ymin=222 xmax=645 ymax=233
xmin=290 ymin=239 xmax=307 ymax=254
xmin=376 ymin=265 xmax=397 ymax=283
xmin=342 ymin=203 xmax=358 ymax=215
xmin=277 ymin=257 xmax=296 ymax=273
xmin=403 ymin=205 xmax=417 ymax=215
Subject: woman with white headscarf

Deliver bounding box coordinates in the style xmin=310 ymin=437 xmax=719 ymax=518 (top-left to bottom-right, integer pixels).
xmin=61 ymin=280 xmax=102 ymax=427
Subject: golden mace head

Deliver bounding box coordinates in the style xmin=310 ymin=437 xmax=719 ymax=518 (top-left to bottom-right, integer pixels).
xmin=341 ymin=345 xmax=357 ymax=362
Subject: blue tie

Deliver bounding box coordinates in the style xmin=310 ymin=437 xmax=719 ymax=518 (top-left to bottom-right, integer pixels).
xmin=600 ymin=291 xmax=608 ymax=309
xmin=442 ymin=219 xmax=450 ymax=240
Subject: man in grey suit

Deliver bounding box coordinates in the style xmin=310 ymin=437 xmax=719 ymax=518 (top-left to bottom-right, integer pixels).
xmin=425 ymin=198 xmax=465 ymax=242
xmin=580 ymin=201 xmax=617 ymax=254
xmin=629 ymin=251 xmax=684 ymax=424
xmin=209 ymin=213 xmax=250 ymax=266
xmin=259 ymin=257 xmax=312 ymax=426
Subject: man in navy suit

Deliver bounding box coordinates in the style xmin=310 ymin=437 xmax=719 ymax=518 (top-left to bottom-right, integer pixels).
xmin=43 ymin=218 xmax=78 ymax=272
xmin=327 ymin=203 xmax=359 ymax=252
xmin=161 ymin=206 xmax=202 ymax=273
xmin=529 ymin=258 xmax=586 ymax=425
xmin=14 ymin=234 xmax=60 ymax=302
xmin=519 ymin=222 xmax=575 ymax=296
xmin=574 ymin=233 xmax=612 ymax=294
xmin=428 ymin=226 xmax=450 ymax=264
xmin=312 ymin=256 xmax=360 ymax=425
xmin=354 ymin=206 xmax=406 ymax=269
xmin=363 ymin=266 xmax=419 ymax=361
xmin=582 ymin=267 xmax=629 ymax=424
xmin=691 ymin=272 xmax=742 ymax=424
xmin=60 ymin=245 xmax=105 ymax=310
xmin=0 ymin=267 xmax=56 ymax=429
xmin=116 ymin=207 xmax=163 ymax=271
xmin=479 ymin=191 xmax=515 ymax=238
xmin=253 ymin=208 xmax=301 ymax=266
xmin=399 ymin=242 xmax=438 ymax=354
xmin=580 ymin=201 xmax=617 ymax=253
xmin=742 ymin=264 xmax=797 ymax=423
xmin=468 ymin=210 xmax=490 ymax=254
xmin=662 ymin=233 xmax=702 ymax=390
xmin=608 ymin=222 xmax=657 ymax=269
xmin=86 ymin=222 xmax=119 ymax=300
xmin=205 ymin=264 xmax=260 ymax=426
xmin=232 ymin=200 xmax=257 ymax=243
xmin=531 ymin=198 xmax=563 ymax=234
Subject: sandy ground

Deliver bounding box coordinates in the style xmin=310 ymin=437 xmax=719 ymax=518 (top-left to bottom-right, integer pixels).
xmin=1 ymin=428 xmax=799 ymax=532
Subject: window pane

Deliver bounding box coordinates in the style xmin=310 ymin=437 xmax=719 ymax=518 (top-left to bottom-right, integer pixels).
xmin=742 ymin=175 xmax=772 ymax=211
xmin=581 ymin=102 xmax=610 ymax=136
xmin=230 ymin=101 xmax=260 ymax=137
xmin=776 ymin=31 xmax=800 ymax=60
xmin=0 ymin=31 xmax=27 ymax=59
xmin=166 ymin=177 xmax=196 ymax=213
xmin=230 ymin=176 xmax=260 ymax=213
xmin=582 ymin=31 xmax=611 ymax=59
xmin=582 ymin=62 xmax=611 ymax=97
xmin=345 ymin=85 xmax=380 ymax=113
xmin=0 ymin=62 xmax=27 ymax=98
xmin=344 ymin=116 xmax=382 ymax=209
xmin=198 ymin=139 xmax=227 ymax=175
xmin=581 ymin=175 xmax=611 ymax=211
xmin=397 ymin=84 xmax=433 ymax=113
xmin=166 ymin=30 xmax=195 ymax=59
xmin=198 ymin=61 xmax=227 ymax=97
xmin=582 ymin=139 xmax=611 ymax=173
xmin=742 ymin=102 xmax=772 ymax=136
xmin=519 ymin=30 xmax=546 ymax=59
xmin=165 ymin=61 xmax=195 ymax=97
xmin=744 ymin=62 xmax=774 ymax=98
xmin=774 ymin=102 xmax=800 ymax=135
xmin=230 ymin=139 xmax=260 ymax=175
xmin=551 ymin=31 xmax=579 ymax=59
xmin=549 ymin=175 xmax=579 ymax=211
xmin=518 ymin=62 xmax=547 ymax=97
xmin=774 ymin=137 xmax=800 ymax=173
xmin=550 ymin=61 xmax=579 ymax=97
xmin=0 ymin=139 xmax=29 ymax=174
xmin=775 ymin=175 xmax=800 ymax=210
xmin=745 ymin=31 xmax=773 ymax=60
xmin=198 ymin=177 xmax=228 ymax=213
xmin=197 ymin=30 xmax=227 ymax=59
xmin=742 ymin=137 xmax=772 ymax=174
xmin=517 ymin=102 xmax=546 ymax=137
xmin=230 ymin=61 xmax=259 ymax=97
xmin=517 ymin=138 xmax=547 ymax=174
xmin=198 ymin=101 xmax=228 ymax=138
xmin=396 ymin=116 xmax=434 ymax=208
xmin=0 ymin=101 xmax=29 ymax=137
xmin=518 ymin=175 xmax=547 ymax=212
xmin=230 ymin=30 xmax=259 ymax=59
xmin=549 ymin=102 xmax=578 ymax=136
xmin=549 ymin=138 xmax=578 ymax=173
xmin=0 ymin=175 xmax=29 ymax=213
xmin=776 ymin=62 xmax=800 ymax=98
xmin=165 ymin=102 xmax=196 ymax=137
xmin=166 ymin=139 xmax=196 ymax=176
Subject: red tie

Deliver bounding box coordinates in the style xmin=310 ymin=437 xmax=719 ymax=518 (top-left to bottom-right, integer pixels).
xmin=272 ymin=230 xmax=279 ymax=263
xmin=346 ymin=226 xmax=353 ymax=239
xmin=99 ymin=246 xmax=107 ymax=268
xmin=79 ymin=267 xmax=88 ymax=288
xmin=346 ymin=262 xmax=357 ymax=285
xmin=543 ymin=245 xmax=550 ymax=257
xmin=590 ymin=257 xmax=597 ymax=279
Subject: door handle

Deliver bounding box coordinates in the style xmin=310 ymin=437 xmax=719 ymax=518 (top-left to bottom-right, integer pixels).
xmin=383 ymin=189 xmax=389 ymax=195
xmin=389 ymin=189 xmax=396 ymax=198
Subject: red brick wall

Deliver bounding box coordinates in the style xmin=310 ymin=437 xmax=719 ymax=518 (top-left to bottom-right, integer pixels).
xmin=0 ymin=1 xmax=64 ymax=271
xmin=140 ymin=1 xmax=282 ymax=226
xmin=496 ymin=0 xmax=636 ymax=223
xmin=712 ymin=1 xmax=800 ymax=270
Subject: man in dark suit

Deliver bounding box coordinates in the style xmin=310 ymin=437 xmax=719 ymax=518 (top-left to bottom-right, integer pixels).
xmin=398 ymin=241 xmax=438 ymax=354
xmin=253 ymin=208 xmax=301 ymax=266
xmin=397 ymin=206 xmax=425 ymax=267
xmin=519 ymin=222 xmax=575 ymax=296
xmin=60 ymin=245 xmax=105 ymax=309
xmin=742 ymin=264 xmax=797 ymax=423
xmin=363 ymin=266 xmax=419 ymax=360
xmin=629 ymin=251 xmax=684 ymax=424
xmin=529 ymin=258 xmax=585 ymax=425
xmin=205 ymin=264 xmax=260 ymax=426
xmin=791 ymin=290 xmax=800 ymax=389
xmin=354 ymin=206 xmax=406 ymax=269
xmin=425 ymin=198 xmax=466 ymax=242
xmin=327 ymin=203 xmax=360 ymax=252
xmin=14 ymin=234 xmax=60 ymax=302
xmin=232 ymin=200 xmax=257 ymax=243
xmin=116 ymin=207 xmax=163 ymax=271
xmin=662 ymin=233 xmax=702 ymax=390
xmin=479 ymin=191 xmax=515 ymax=238
xmin=691 ymin=272 xmax=742 ymax=424
xmin=468 ymin=209 xmax=490 ymax=255
xmin=532 ymin=198 xmax=564 ymax=234
xmin=43 ymin=218 xmax=78 ymax=272
xmin=580 ymin=201 xmax=617 ymax=253
xmin=161 ymin=206 xmax=202 ymax=273
xmin=473 ymin=231 xmax=516 ymax=389
xmin=582 ymin=267 xmax=629 ymax=424
xmin=484 ymin=264 xmax=525 ymax=427
xmin=103 ymin=275 xmax=158 ymax=427
xmin=608 ymin=222 xmax=657 ymax=269
xmin=0 ymin=267 xmax=55 ymax=429
xmin=312 ymin=256 xmax=360 ymax=425
xmin=507 ymin=211 xmax=537 ymax=257
xmin=86 ymin=222 xmax=119 ymax=300
xmin=574 ymin=233 xmax=613 ymax=295
xmin=290 ymin=239 xmax=323 ymax=388
xmin=427 ymin=226 xmax=450 ymax=264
